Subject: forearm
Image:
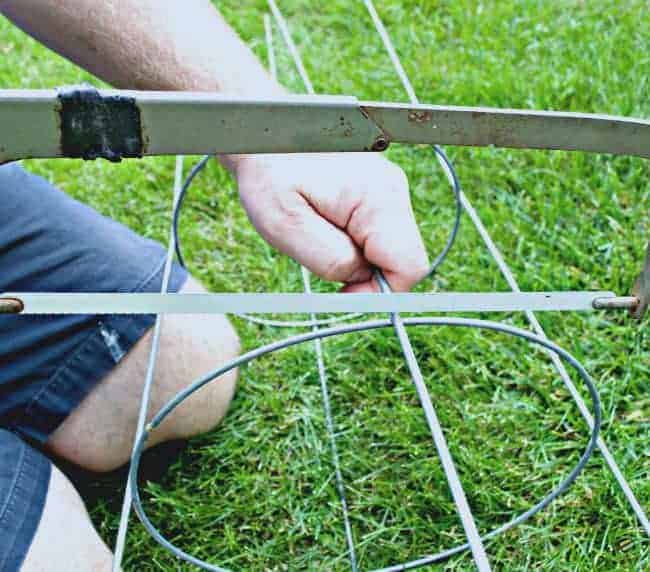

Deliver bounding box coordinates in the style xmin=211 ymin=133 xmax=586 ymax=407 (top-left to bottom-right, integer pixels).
xmin=0 ymin=0 xmax=283 ymax=169
xmin=0 ymin=0 xmax=281 ymax=94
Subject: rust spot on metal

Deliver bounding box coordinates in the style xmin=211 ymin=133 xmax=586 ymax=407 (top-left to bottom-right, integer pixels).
xmin=408 ymin=109 xmax=433 ymax=124
xmin=335 ymin=114 xmax=355 ymax=137
xmin=627 ymin=295 xmax=642 ymax=319
xmin=0 ymin=297 xmax=24 ymax=314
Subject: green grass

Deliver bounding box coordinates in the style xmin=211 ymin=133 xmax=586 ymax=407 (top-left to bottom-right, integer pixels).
xmin=1 ymin=0 xmax=649 ymax=569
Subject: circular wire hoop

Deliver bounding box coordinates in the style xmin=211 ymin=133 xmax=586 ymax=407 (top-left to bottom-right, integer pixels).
xmin=129 ymin=317 xmax=601 ymax=571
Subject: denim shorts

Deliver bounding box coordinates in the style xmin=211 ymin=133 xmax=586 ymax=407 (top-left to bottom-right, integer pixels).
xmin=0 ymin=162 xmax=187 ymax=570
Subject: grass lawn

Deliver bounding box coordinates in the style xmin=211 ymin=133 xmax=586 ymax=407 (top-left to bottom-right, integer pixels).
xmin=1 ymin=0 xmax=649 ymax=569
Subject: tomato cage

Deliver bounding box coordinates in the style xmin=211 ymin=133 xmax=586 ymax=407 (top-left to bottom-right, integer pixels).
xmin=0 ymin=1 xmax=648 ymax=570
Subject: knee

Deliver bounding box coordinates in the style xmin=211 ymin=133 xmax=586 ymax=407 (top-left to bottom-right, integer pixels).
xmin=156 ymin=277 xmax=241 ymax=441
xmin=169 ymin=313 xmax=240 ymax=439
xmin=45 ymin=275 xmax=241 ymax=473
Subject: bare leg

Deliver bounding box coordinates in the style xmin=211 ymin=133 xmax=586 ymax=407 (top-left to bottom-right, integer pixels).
xmin=20 ymin=275 xmax=239 ymax=570
xmin=20 ymin=466 xmax=114 ymax=572
xmin=47 ymin=275 xmax=240 ymax=472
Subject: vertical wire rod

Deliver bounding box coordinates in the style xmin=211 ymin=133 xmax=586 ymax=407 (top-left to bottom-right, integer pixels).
xmin=269 ymin=1 xmax=492 ymax=569
xmin=361 ymin=0 xmax=650 ymax=537
xmin=303 ymin=267 xmax=359 ymax=572
xmin=112 ymin=156 xmax=186 ymax=571
xmin=264 ymin=14 xmax=277 ymax=80
xmin=375 ymin=273 xmax=492 ymax=572
xmin=461 ymin=199 xmax=650 ymax=536
xmin=265 ymin=7 xmax=359 ymax=569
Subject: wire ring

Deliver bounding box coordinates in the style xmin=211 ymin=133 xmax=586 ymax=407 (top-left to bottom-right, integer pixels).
xmin=129 ymin=317 xmax=601 ymax=571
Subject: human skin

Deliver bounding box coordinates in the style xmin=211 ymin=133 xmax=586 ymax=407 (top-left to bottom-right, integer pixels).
xmin=0 ymin=2 xmax=428 ymax=569
xmin=0 ymin=0 xmax=429 ymax=293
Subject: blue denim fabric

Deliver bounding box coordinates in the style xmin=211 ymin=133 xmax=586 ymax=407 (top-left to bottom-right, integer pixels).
xmin=0 ymin=429 xmax=51 ymax=572
xmin=0 ymin=162 xmax=187 ymax=570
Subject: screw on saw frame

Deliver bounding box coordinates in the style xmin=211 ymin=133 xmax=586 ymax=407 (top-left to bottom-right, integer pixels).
xmin=371 ymin=134 xmax=389 ymax=151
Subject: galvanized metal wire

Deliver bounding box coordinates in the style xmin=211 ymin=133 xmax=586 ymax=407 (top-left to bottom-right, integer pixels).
xmin=128 ymin=317 xmax=602 ymax=571
xmin=360 ymin=0 xmax=649 ymax=539
xmin=114 ymin=2 xmax=647 ymax=570
xmin=266 ymin=1 xmax=487 ymax=565
xmin=113 ymin=156 xmax=186 ymax=571
xmin=121 ymin=6 xmax=612 ymax=572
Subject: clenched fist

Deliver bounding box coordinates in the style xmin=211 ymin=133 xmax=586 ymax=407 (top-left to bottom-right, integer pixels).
xmin=232 ymin=152 xmax=429 ymax=293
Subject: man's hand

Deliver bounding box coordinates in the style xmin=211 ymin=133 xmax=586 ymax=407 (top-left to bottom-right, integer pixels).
xmin=1 ymin=0 xmax=429 ymax=292
xmin=234 ymin=153 xmax=429 ymax=293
